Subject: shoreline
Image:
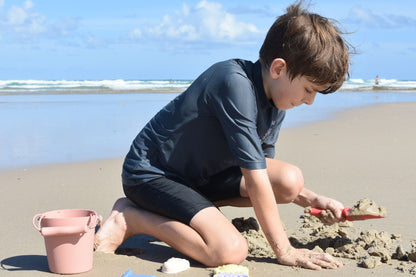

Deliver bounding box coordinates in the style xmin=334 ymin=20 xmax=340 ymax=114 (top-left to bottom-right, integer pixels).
xmin=2 ymin=88 xmax=416 ymax=96
xmin=0 ymin=88 xmax=185 ymax=96
xmin=2 ymin=101 xmax=416 ymax=276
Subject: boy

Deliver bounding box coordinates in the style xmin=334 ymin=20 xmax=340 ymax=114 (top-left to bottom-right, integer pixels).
xmin=96 ymin=1 xmax=350 ymax=270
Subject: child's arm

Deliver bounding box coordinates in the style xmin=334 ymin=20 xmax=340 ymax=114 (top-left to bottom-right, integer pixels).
xmin=241 ymin=168 xmax=342 ymax=270
xmin=293 ymin=187 xmax=345 ymax=224
xmin=241 ymin=168 xmax=291 ymax=256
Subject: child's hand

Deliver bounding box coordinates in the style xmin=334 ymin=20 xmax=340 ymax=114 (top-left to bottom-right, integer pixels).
xmin=276 ymin=246 xmax=343 ymax=270
xmin=312 ymin=195 xmax=345 ymax=224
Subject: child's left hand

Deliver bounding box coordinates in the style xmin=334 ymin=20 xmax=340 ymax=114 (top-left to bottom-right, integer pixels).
xmin=312 ymin=195 xmax=345 ymax=225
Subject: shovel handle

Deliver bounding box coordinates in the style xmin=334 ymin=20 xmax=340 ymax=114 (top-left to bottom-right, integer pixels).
xmin=307 ymin=207 xmax=384 ymax=221
xmin=307 ymin=207 xmax=352 ymax=220
xmin=308 ymin=208 xmax=325 ymax=217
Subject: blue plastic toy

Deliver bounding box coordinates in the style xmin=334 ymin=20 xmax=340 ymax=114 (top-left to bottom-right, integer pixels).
xmin=213 ymin=273 xmax=249 ymax=277
xmin=121 ymin=269 xmax=155 ymax=277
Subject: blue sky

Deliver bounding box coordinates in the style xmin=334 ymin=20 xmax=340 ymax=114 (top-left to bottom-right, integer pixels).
xmin=0 ymin=0 xmax=415 ymax=80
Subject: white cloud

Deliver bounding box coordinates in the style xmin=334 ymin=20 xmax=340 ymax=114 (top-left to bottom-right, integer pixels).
xmin=146 ymin=14 xmax=199 ymax=41
xmin=23 ymin=0 xmax=33 ymax=10
xmin=48 ymin=16 xmax=78 ymax=38
xmin=86 ymin=36 xmax=107 ymax=48
xmin=179 ymin=3 xmax=191 ymax=17
xmin=7 ymin=5 xmax=28 ymax=25
xmin=1 ymin=0 xmax=46 ymax=39
xmin=0 ymin=0 xmax=78 ymax=42
xmin=128 ymin=28 xmax=142 ymax=39
xmin=133 ymin=0 xmax=261 ymax=44
xmin=228 ymin=5 xmax=276 ymax=18
xmin=346 ymin=6 xmax=416 ymax=29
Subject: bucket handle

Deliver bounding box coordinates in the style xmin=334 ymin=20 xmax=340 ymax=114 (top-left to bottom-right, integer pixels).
xmin=86 ymin=212 xmax=102 ymax=229
xmin=32 ymin=213 xmax=44 ymax=232
xmin=33 ymin=211 xmax=102 ymax=234
xmin=32 ymin=213 xmax=88 ymax=236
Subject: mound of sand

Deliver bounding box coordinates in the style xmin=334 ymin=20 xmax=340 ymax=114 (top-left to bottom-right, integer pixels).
xmin=231 ymin=200 xmax=416 ymax=275
xmin=349 ymin=198 xmax=387 ymax=219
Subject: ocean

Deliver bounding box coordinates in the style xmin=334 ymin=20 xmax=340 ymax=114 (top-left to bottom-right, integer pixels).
xmin=1 ymin=78 xmax=416 ymax=169
xmin=1 ymin=78 xmax=416 ymax=95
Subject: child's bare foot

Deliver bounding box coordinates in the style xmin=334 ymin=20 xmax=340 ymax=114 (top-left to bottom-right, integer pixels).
xmin=95 ymin=197 xmax=137 ymax=253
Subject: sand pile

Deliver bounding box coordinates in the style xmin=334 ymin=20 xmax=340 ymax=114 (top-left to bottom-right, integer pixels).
xmin=232 ymin=217 xmax=275 ymax=259
xmin=349 ymin=198 xmax=387 ymax=218
xmin=304 ymin=198 xmax=387 ymax=221
xmin=290 ymin=214 xmax=399 ymax=267
xmin=231 ymin=199 xmax=416 ymax=274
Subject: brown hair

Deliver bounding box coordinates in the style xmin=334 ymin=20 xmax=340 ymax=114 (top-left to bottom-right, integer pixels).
xmin=259 ymin=1 xmax=351 ymax=94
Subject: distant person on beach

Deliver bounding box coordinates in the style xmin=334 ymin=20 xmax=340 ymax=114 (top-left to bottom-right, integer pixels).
xmin=375 ymin=75 xmax=380 ymax=85
xmin=96 ymin=1 xmax=351 ymax=270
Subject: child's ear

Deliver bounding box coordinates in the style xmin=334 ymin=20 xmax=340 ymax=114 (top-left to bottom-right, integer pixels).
xmin=269 ymin=58 xmax=287 ymax=79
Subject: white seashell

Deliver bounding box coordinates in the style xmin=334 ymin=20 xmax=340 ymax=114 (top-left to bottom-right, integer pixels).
xmin=161 ymin=257 xmax=190 ymax=274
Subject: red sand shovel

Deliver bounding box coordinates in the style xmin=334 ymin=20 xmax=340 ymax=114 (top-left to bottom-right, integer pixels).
xmin=308 ymin=207 xmax=385 ymax=221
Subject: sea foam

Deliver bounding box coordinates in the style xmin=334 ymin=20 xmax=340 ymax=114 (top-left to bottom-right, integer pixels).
xmin=1 ymin=78 xmax=416 ymax=95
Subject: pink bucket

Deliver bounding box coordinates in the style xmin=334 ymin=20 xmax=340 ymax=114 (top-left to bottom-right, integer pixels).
xmin=33 ymin=209 xmax=101 ymax=274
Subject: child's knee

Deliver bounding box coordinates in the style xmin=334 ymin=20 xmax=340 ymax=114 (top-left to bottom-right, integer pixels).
xmin=210 ymin=235 xmax=248 ymax=266
xmin=278 ymin=164 xmax=304 ymax=203
xmin=225 ymin=236 xmax=248 ymax=264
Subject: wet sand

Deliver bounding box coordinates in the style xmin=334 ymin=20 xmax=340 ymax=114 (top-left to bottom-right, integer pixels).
xmin=1 ymin=101 xmax=415 ymax=276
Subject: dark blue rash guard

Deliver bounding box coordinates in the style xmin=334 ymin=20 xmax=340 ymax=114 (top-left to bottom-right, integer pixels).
xmin=122 ymin=59 xmax=286 ymax=188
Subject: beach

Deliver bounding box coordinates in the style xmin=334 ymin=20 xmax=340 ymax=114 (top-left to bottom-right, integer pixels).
xmin=1 ymin=101 xmax=416 ymax=276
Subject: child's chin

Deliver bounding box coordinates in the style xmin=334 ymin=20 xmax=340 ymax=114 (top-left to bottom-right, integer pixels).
xmin=280 ymin=105 xmax=294 ymax=111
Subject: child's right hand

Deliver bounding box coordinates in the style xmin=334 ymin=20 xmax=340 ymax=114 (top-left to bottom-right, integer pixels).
xmin=312 ymin=195 xmax=345 ymax=225
xmin=276 ymin=246 xmax=343 ymax=270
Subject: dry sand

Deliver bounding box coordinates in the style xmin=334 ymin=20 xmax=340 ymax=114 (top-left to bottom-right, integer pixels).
xmin=1 ymin=101 xmax=416 ymax=276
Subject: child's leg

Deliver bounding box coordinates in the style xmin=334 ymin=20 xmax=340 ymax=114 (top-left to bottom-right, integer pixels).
xmin=95 ymin=198 xmax=248 ymax=267
xmin=238 ymin=158 xmax=304 ymax=205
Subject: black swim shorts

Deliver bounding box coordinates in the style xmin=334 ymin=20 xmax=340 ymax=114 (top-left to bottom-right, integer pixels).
xmin=123 ymin=167 xmax=242 ymax=225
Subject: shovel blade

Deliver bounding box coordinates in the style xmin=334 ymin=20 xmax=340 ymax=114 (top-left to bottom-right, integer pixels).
xmin=307 ymin=207 xmax=385 ymax=221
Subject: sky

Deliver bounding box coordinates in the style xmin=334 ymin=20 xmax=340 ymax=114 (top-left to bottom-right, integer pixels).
xmin=0 ymin=0 xmax=415 ymax=81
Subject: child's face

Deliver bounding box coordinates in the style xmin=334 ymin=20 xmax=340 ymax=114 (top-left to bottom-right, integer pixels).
xmin=264 ymin=60 xmax=327 ymax=111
